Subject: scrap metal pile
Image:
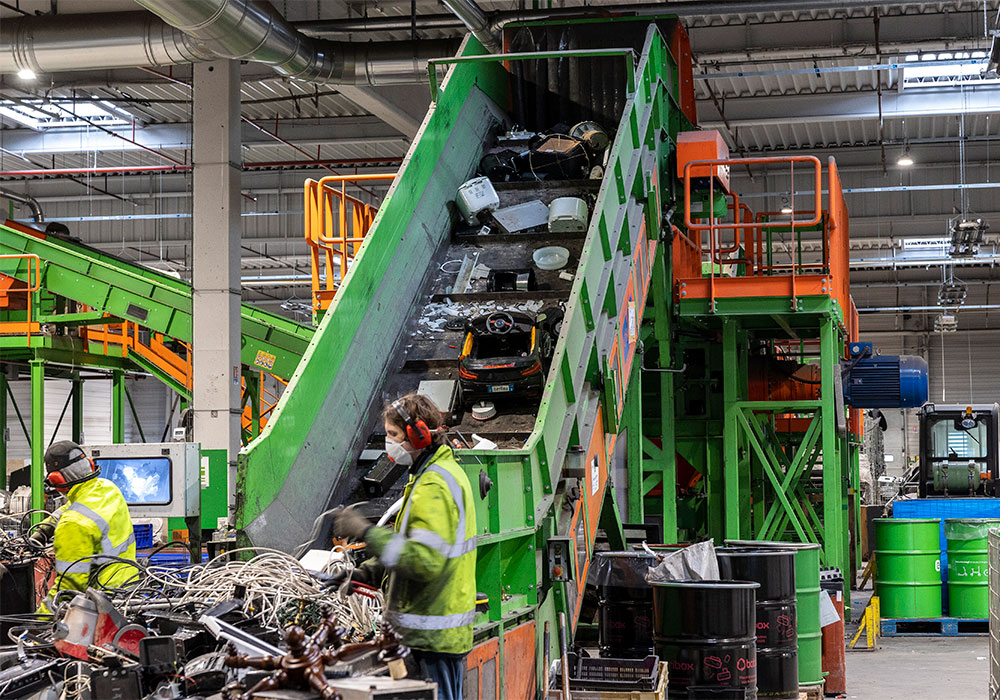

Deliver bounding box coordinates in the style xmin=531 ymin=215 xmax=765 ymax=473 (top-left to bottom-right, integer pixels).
xmin=0 ymin=512 xmax=424 ymax=700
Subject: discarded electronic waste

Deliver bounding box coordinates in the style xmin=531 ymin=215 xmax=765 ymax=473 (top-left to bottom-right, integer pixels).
xmin=0 ymin=517 xmax=435 ymax=700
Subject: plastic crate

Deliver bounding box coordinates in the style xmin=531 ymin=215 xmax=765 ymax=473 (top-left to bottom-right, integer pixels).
xmin=555 ymin=654 xmax=660 ymax=692
xmin=133 ymin=524 xmax=154 ymax=549
xmin=552 ymin=659 xmax=667 ymax=700
xmin=140 ymin=552 xmax=209 ymax=568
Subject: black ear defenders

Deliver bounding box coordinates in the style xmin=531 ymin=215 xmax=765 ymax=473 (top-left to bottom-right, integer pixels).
xmin=392 ymin=400 xmax=433 ymax=450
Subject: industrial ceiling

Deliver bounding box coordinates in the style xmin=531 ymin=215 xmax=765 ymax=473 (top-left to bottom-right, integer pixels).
xmin=0 ymin=0 xmax=997 ymax=335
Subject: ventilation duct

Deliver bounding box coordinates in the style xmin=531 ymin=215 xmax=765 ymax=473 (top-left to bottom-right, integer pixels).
xmin=0 ymin=5 xmax=457 ymax=85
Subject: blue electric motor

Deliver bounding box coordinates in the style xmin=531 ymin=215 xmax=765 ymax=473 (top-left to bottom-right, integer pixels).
xmin=842 ymin=341 xmax=928 ymax=408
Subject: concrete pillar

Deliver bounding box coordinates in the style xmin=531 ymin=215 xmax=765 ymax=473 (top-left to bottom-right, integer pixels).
xmin=192 ymin=60 xmax=242 ymax=514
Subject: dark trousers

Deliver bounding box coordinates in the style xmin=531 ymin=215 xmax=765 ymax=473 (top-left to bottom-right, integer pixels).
xmin=412 ymin=649 xmax=466 ymax=700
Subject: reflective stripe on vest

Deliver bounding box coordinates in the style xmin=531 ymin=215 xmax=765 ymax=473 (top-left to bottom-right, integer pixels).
xmin=66 ymin=502 xmax=136 ymax=557
xmin=386 ymin=609 xmax=476 ymax=631
xmin=54 ymin=558 xmax=92 ymax=575
xmin=381 ymin=463 xmax=476 ymax=567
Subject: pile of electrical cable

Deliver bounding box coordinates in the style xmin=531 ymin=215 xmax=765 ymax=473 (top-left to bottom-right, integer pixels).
xmin=0 ymin=546 xmax=384 ymax=700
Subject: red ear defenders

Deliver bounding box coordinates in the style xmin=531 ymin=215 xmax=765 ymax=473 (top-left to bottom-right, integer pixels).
xmin=392 ymin=400 xmax=433 ymax=450
xmin=44 ymin=450 xmax=100 ymax=490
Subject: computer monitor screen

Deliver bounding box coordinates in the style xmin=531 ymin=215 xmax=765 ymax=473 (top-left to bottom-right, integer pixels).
xmin=96 ymin=457 xmax=172 ymax=505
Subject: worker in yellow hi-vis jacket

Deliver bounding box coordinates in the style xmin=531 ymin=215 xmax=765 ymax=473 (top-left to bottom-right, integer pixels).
xmin=31 ymin=441 xmax=136 ymax=613
xmin=333 ymin=394 xmax=476 ymax=700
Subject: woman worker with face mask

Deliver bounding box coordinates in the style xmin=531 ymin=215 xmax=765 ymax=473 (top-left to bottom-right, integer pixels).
xmin=332 ymin=393 xmax=477 ymax=700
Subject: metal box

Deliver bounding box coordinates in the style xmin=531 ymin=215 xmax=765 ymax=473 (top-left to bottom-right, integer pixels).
xmin=548 ymin=197 xmax=589 ymax=233
xmin=88 ymin=442 xmax=201 ymax=518
xmin=677 ymin=130 xmax=730 ymax=191
xmin=491 ymin=200 xmax=549 ymax=235
xmin=455 ymin=176 xmax=500 ymax=225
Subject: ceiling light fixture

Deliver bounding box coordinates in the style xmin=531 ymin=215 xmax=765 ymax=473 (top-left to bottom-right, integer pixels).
xmin=16 ymin=68 xmax=36 ymax=81
xmin=897 ymin=149 xmax=914 ymax=167
xmin=779 ymin=194 xmax=793 ymax=214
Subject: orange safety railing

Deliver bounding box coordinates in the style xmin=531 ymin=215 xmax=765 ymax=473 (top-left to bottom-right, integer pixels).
xmin=304 ymin=174 xmax=395 ymax=314
xmin=83 ymin=320 xmax=192 ymax=391
xmin=677 ymin=155 xmax=851 ymax=334
xmin=0 ymin=254 xmax=41 ymax=344
xmin=241 ymin=372 xmax=287 ymax=434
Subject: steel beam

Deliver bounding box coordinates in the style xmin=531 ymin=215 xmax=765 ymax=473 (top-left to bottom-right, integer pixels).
xmin=699 ymin=87 xmax=1000 ymax=129
xmin=722 ymin=320 xmax=741 ymax=540
xmin=192 ymin=59 xmax=242 ymax=515
xmin=0 ymin=117 xmax=406 ymax=157
xmin=30 ymin=358 xmax=44 ymax=522
xmin=71 ymin=371 xmax=83 ymax=444
xmin=0 ymin=368 xmax=6 ymax=490
xmin=819 ymin=318 xmax=842 ymax=572
xmin=112 ymin=369 xmax=125 ymax=443
xmin=688 ymin=9 xmax=986 ymax=63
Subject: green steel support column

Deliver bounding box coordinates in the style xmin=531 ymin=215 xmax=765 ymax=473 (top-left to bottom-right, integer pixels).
xmin=722 ymin=320 xmax=742 ymax=541
xmin=30 ymin=358 xmax=44 ymax=524
xmin=249 ymin=372 xmax=261 ymax=441
xmin=651 ymin=248 xmax=677 ymax=542
xmin=853 ymin=443 xmax=862 ymax=574
xmin=112 ymin=370 xmax=125 ymax=443
xmin=737 ymin=329 xmax=752 ymax=537
xmin=0 ymin=367 xmax=6 ymax=490
xmin=819 ymin=318 xmax=843 ymax=573
xmin=71 ymin=372 xmax=83 ymax=444
xmin=625 ymin=361 xmax=644 ymax=523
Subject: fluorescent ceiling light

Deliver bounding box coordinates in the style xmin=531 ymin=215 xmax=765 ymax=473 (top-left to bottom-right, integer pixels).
xmin=0 ymin=99 xmax=132 ymax=130
xmin=902 ymin=51 xmax=996 ymax=88
xmin=16 ymin=68 xmax=36 ymax=80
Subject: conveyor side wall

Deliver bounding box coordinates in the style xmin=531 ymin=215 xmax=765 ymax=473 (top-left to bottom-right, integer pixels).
xmin=237 ymin=37 xmax=509 ymax=549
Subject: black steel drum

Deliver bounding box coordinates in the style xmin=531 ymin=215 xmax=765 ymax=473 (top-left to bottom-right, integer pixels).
xmin=717 ymin=548 xmax=798 ymax=699
xmin=652 ymin=580 xmax=759 ymax=700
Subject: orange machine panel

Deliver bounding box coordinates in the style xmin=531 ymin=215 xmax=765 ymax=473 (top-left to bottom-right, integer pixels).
xmin=503 ymin=622 xmax=537 ymax=700
xmin=465 ymin=637 xmax=500 ymax=700
xmin=677 ymin=130 xmax=730 ymax=192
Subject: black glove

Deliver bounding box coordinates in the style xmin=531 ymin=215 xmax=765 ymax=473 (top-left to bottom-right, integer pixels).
xmin=331 ymin=508 xmax=372 ymax=543
xmin=27 ymin=522 xmax=55 ymax=550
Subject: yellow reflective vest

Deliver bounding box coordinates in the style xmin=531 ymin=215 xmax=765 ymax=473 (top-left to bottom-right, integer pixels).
xmin=39 ymin=477 xmax=136 ymax=612
xmin=365 ymin=445 xmax=477 ymax=655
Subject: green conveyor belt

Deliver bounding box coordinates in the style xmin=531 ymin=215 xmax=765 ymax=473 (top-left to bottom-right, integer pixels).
xmin=0 ymin=223 xmax=313 ymax=381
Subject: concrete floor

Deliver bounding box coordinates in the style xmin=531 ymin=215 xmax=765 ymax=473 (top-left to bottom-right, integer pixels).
xmin=845 ymin=636 xmax=988 ymax=699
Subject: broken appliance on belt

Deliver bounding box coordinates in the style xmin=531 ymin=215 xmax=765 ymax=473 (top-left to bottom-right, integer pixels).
xmin=479 ymin=121 xmax=611 ymax=183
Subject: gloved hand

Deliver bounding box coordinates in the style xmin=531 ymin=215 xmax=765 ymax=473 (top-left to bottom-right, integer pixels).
xmin=27 ymin=522 xmax=55 ymax=550
xmin=331 ymin=508 xmax=372 ymax=543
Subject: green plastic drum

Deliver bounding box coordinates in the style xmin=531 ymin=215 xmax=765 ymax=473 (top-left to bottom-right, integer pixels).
xmin=945 ymin=519 xmax=1000 ymax=619
xmin=874 ymin=518 xmax=942 ymax=619
xmin=725 ymin=540 xmax=823 ymax=689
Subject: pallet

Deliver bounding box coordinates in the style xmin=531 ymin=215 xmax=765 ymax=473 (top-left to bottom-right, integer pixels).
xmin=799 ymin=683 xmax=824 ymax=700
xmin=880 ymin=617 xmax=988 ymax=637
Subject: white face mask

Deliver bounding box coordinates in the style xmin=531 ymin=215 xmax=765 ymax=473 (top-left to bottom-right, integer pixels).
xmin=385 ymin=438 xmax=415 ymax=466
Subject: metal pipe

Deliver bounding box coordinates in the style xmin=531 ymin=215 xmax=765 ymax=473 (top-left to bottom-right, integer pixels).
xmin=439 ymin=0 xmax=501 ymax=53
xmin=1 ymin=8 xmax=457 ymax=84
xmin=859 ymin=305 xmax=1000 ymax=313
xmin=0 ymin=159 xmax=400 ymax=178
xmin=0 ymin=188 xmax=43 ymax=222
xmin=298 ymin=0 xmax=914 ymax=36
xmin=132 ymin=1 xmax=458 ymax=85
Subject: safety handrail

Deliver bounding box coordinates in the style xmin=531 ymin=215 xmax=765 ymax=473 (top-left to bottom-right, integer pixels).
xmin=0 ymin=253 xmax=41 ymax=346
xmin=304 ymin=174 xmax=395 ymax=315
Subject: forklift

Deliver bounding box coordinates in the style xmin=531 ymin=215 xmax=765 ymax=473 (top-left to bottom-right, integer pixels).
xmin=917 ymin=403 xmax=1000 ymax=497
